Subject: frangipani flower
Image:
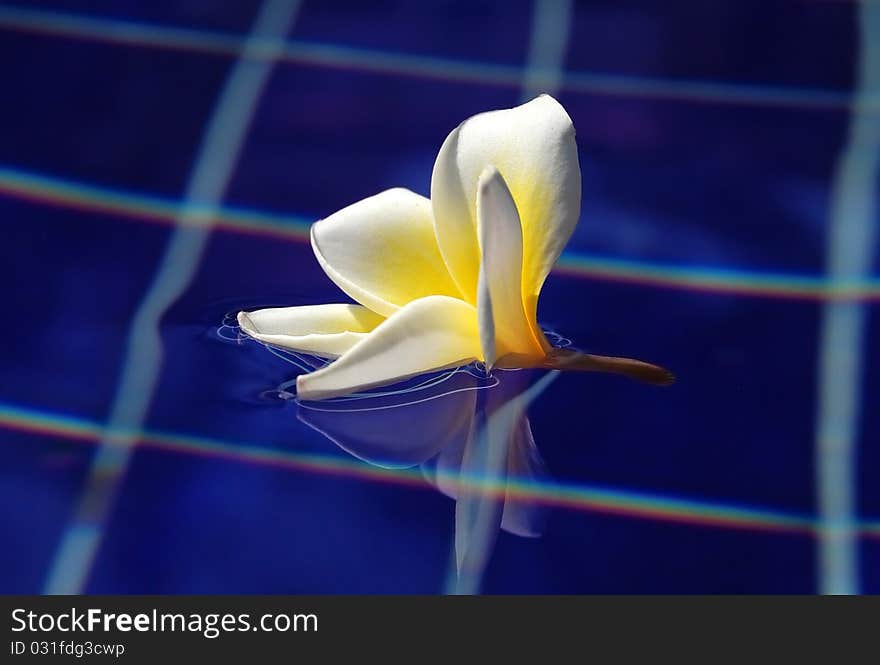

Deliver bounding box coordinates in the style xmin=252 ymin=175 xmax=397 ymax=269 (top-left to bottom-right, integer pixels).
xmin=238 ymin=95 xmax=672 ymax=400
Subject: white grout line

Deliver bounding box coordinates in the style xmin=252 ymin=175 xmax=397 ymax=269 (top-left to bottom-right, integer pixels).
xmin=2 ymin=4 xmax=870 ymax=111
xmin=443 ymin=0 xmax=575 ymax=595
xmin=815 ymin=1 xmax=879 ymax=595
xmin=520 ymin=0 xmax=573 ymax=102
xmin=42 ymin=0 xmax=303 ymax=595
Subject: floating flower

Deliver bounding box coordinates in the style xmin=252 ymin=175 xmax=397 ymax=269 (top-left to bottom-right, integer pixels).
xmin=238 ymin=95 xmax=672 ymax=400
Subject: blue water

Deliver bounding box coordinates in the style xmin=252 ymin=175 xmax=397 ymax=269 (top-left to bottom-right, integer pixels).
xmin=0 ymin=1 xmax=878 ymax=593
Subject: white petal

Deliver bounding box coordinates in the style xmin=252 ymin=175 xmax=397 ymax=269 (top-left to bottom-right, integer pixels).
xmin=438 ymin=415 xmax=544 ymax=541
xmin=296 ymin=371 xmax=478 ymax=469
xmin=476 ymin=166 xmax=546 ymax=366
xmin=237 ymin=304 xmax=383 ymax=358
xmin=453 ymin=369 xmax=530 ymax=584
xmin=296 ymin=296 xmax=481 ymax=401
xmin=431 ymin=95 xmax=580 ymax=329
xmin=500 ymin=417 xmax=546 ymax=538
xmin=311 ymin=188 xmax=461 ymax=317
xmin=420 ymin=431 xmax=469 ymax=501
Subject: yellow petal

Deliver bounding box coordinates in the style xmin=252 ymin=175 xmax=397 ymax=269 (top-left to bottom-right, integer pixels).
xmin=311 ymin=188 xmax=462 ymax=317
xmin=476 ymin=166 xmax=546 ymax=366
xmin=296 ymin=295 xmax=481 ymax=401
xmin=431 ymin=94 xmax=580 ymax=340
xmin=237 ymin=304 xmax=383 ymax=358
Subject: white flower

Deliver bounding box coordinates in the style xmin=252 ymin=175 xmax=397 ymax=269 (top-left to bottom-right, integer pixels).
xmin=239 ymin=95 xmax=672 ymax=400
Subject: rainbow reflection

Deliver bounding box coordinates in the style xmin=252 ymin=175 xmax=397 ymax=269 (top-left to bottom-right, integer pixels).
xmin=1 ymin=5 xmax=877 ymax=112
xmin=2 ymin=164 xmax=880 ymax=303
xmin=2 ymin=401 xmax=879 ymax=539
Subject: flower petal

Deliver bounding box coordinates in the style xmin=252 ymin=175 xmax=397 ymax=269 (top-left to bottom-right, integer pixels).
xmin=430 ymin=414 xmax=545 ymax=539
xmin=453 ymin=369 xmax=535 ymax=582
xmin=476 ymin=166 xmax=546 ymax=366
xmin=500 ymin=417 xmax=546 ymax=538
xmin=296 ymin=370 xmax=478 ymax=469
xmin=311 ymin=188 xmax=461 ymax=317
xmin=296 ymin=295 xmax=481 ymax=401
xmin=237 ymin=304 xmax=383 ymax=358
xmin=431 ymin=94 xmax=580 ymax=329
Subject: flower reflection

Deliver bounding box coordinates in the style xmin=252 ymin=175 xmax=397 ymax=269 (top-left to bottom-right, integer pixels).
xmin=297 ymin=366 xmax=557 ymax=594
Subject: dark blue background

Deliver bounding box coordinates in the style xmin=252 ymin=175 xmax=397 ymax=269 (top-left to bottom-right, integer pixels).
xmin=0 ymin=0 xmax=877 ymax=593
